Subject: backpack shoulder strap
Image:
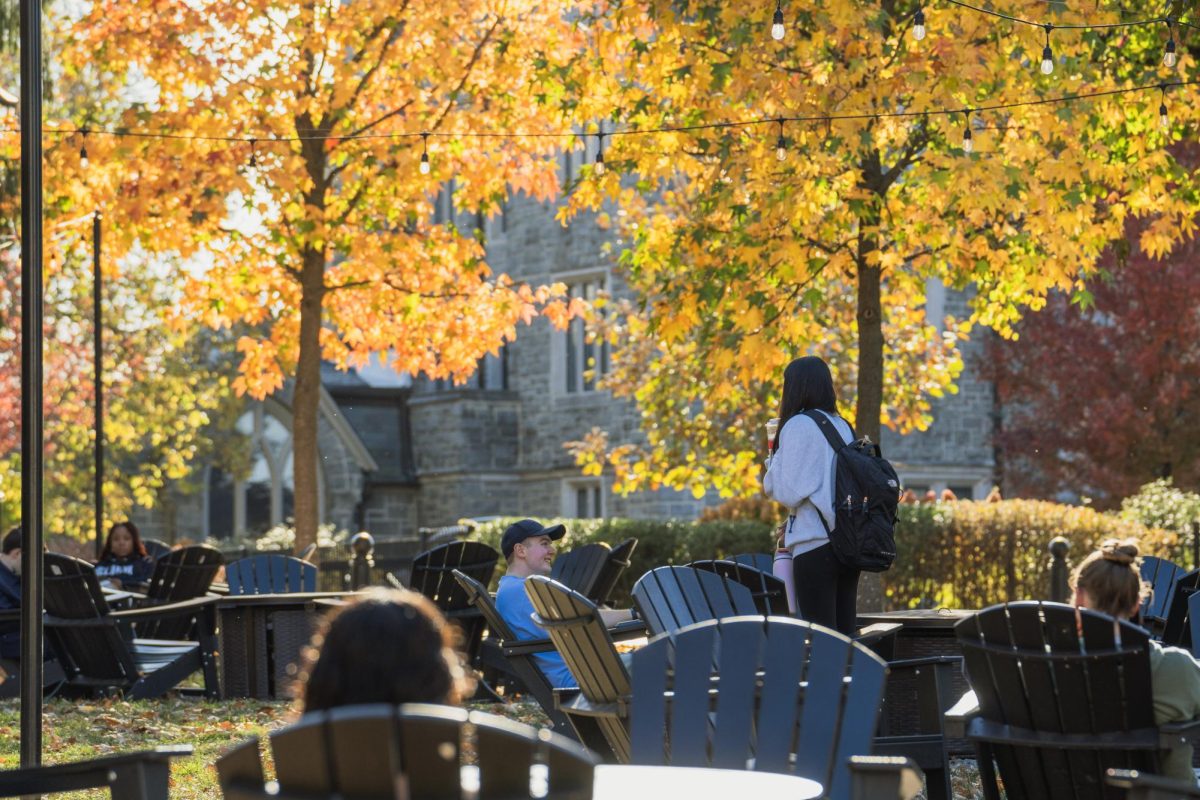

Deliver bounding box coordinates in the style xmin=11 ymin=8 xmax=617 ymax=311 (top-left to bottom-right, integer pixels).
xmin=801 ymin=410 xmax=850 ymax=452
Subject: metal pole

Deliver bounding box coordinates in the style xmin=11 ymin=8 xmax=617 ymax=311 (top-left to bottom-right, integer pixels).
xmin=19 ymin=0 xmax=44 ymax=768
xmin=93 ymin=211 xmax=102 ymax=561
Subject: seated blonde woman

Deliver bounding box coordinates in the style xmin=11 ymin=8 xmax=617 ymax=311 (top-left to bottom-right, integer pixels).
xmin=1072 ymin=539 xmax=1200 ymax=784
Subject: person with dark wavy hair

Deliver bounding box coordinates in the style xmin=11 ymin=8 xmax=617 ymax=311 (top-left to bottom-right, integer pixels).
xmin=296 ymin=587 xmax=474 ymax=713
xmin=95 ymin=521 xmax=154 ymax=589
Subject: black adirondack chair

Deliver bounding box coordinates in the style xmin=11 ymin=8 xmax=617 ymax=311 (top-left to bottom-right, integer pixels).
xmin=141 ymin=538 xmax=173 ymax=562
xmin=730 ymin=552 xmax=775 ymax=573
xmin=43 ymin=554 xmax=219 ymax=699
xmin=1157 ymin=567 xmax=1200 ymax=647
xmin=848 ymin=756 xmax=925 ymax=800
xmin=225 ymin=554 xmax=317 ymax=595
xmin=525 ymin=576 xmax=640 ymax=762
xmin=1141 ymin=556 xmax=1187 ymax=636
xmin=134 ymin=545 xmax=224 ymax=640
xmin=409 ymin=541 xmax=498 ymax=655
xmin=216 ymin=703 xmax=599 ymax=800
xmin=452 ymin=568 xmax=615 ymax=756
xmin=550 ymin=543 xmax=611 ymax=602
xmin=1106 ymin=768 xmax=1200 ymax=799
xmin=947 ymin=601 xmax=1200 ymax=800
xmin=591 ymin=537 xmax=637 ymax=606
xmin=631 ymin=565 xmax=759 ymax=636
xmin=0 ymin=746 xmax=192 ymax=800
xmin=630 ymin=615 xmax=888 ymax=798
xmin=689 ymin=558 xmax=790 ymax=616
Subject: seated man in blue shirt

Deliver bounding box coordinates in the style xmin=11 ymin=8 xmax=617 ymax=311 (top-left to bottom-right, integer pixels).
xmin=0 ymin=527 xmax=22 ymax=660
xmin=494 ymin=519 xmax=632 ymax=688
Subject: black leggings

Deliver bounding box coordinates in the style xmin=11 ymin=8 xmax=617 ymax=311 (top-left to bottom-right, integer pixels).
xmin=792 ymin=542 xmax=861 ymax=637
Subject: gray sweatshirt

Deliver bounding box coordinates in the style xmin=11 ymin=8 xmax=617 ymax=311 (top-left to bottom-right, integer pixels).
xmin=762 ymin=410 xmax=853 ymax=555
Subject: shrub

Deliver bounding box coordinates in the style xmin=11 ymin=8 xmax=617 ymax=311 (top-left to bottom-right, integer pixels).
xmin=884 ymin=499 xmax=1176 ymax=609
xmin=1120 ymin=479 xmax=1200 ymax=560
xmin=698 ymin=496 xmax=787 ymax=525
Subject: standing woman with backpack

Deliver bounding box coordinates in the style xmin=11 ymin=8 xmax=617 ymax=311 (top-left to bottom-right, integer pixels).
xmin=762 ymin=356 xmax=860 ymax=636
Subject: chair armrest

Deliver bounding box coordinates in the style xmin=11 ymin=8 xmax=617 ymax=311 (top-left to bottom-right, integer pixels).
xmin=886 ymin=655 xmax=963 ymax=671
xmin=502 ymin=637 xmax=557 ymax=656
xmin=1159 ymin=717 xmax=1200 ymax=748
xmin=856 ymin=622 xmax=902 ymax=661
xmin=0 ymin=745 xmax=192 ymax=798
xmin=1106 ymin=768 xmax=1200 ymax=798
xmin=848 ymin=755 xmax=925 ymax=800
xmin=555 ymin=690 xmax=629 ymax=719
xmin=943 ymin=689 xmax=980 ymax=739
xmin=608 ymin=618 xmax=647 ymax=640
xmin=111 ymin=594 xmax=217 ymax=621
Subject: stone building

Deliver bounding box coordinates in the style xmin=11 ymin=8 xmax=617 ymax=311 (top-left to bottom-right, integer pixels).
xmin=140 ymin=151 xmax=996 ymax=542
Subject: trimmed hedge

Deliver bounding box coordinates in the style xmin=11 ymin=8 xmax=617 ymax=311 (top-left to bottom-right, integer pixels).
xmin=885 ymin=500 xmax=1177 ymax=610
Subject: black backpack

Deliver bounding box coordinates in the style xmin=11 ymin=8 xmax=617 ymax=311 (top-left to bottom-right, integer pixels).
xmin=802 ymin=410 xmax=900 ymax=573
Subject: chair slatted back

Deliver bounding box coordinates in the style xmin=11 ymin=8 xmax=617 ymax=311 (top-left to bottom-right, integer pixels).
xmin=591 ymin=537 xmax=638 ymax=606
xmin=731 ymin=552 xmax=775 ymax=573
xmin=956 ymin=602 xmax=1158 ymax=800
xmin=1160 ymin=568 xmax=1199 ymax=646
xmin=217 ymin=703 xmax=598 ymax=800
xmin=1140 ymin=556 xmax=1185 ymax=626
xmin=139 ymin=545 xmax=224 ymax=640
xmin=225 ymin=554 xmax=317 ymax=595
xmin=409 ymin=541 xmax=498 ymax=612
xmin=631 ymin=565 xmax=759 ymax=636
xmin=141 ymin=539 xmax=172 ymax=562
xmin=630 ymin=616 xmax=887 ymax=798
xmin=690 ymin=559 xmax=790 ymax=616
xmin=550 ymin=543 xmax=611 ymax=603
xmin=526 ymin=576 xmax=634 ymax=762
xmin=44 ymin=554 xmax=139 ymax=685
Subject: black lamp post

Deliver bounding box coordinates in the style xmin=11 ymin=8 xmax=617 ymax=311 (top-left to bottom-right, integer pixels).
xmin=19 ymin=0 xmax=45 ymax=767
xmin=93 ymin=210 xmax=103 ymax=560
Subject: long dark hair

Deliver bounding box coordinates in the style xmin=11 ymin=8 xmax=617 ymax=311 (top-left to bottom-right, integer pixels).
xmin=99 ymin=521 xmax=148 ymax=561
xmin=776 ymin=356 xmax=839 ymax=446
xmin=298 ymin=588 xmax=474 ymax=713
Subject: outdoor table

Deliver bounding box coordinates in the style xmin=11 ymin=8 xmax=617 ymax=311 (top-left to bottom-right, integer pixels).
xmin=457 ymin=764 xmax=822 ymax=799
xmin=215 ymin=591 xmax=349 ymax=700
xmin=857 ymin=607 xmax=975 ymax=754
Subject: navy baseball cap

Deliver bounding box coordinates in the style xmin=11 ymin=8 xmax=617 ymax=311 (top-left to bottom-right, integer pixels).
xmin=501 ymin=519 xmax=566 ymax=559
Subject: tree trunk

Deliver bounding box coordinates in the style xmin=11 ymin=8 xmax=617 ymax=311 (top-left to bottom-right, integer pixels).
xmin=291 ymin=111 xmax=328 ymax=556
xmin=291 ymin=247 xmax=326 ymax=555
xmin=854 ymin=218 xmax=884 ymax=443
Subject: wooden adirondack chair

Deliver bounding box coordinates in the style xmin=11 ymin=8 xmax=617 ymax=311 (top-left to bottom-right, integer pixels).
xmin=216 ymin=703 xmax=599 ymax=800
xmin=0 ymin=746 xmax=192 ymax=800
xmin=525 ymin=576 xmax=640 ymax=762
xmin=630 ymin=616 xmax=888 ymax=798
xmin=407 ymin=541 xmax=499 ymax=676
xmin=689 ymin=558 xmax=790 ymax=616
xmin=224 ymin=554 xmax=317 ymax=595
xmin=550 ymin=543 xmax=611 ymax=602
xmin=591 ymin=537 xmax=637 ymax=607
xmin=947 ymin=601 xmax=1200 ymax=800
xmin=134 ymin=545 xmax=224 ymax=640
xmin=43 ymin=554 xmax=219 ymax=699
xmin=1106 ymin=768 xmax=1200 ymax=799
xmin=631 ymin=565 xmax=759 ymax=636
xmin=140 ymin=539 xmax=172 ymax=562
xmin=451 ymin=569 xmax=605 ymax=749
xmin=1140 ymin=556 xmax=1187 ymax=637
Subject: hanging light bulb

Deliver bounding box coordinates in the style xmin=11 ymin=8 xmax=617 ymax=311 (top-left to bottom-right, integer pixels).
xmin=1164 ymin=37 xmax=1178 ymax=69
xmin=79 ymin=143 xmax=88 ymax=171
xmin=594 ymin=133 xmax=606 ymax=176
xmin=962 ymin=111 xmax=973 ymax=154
xmin=775 ymin=119 xmax=787 ymax=161
xmin=419 ymin=132 xmax=430 ymax=175
xmin=1159 ymin=86 xmax=1170 ymax=131
xmin=771 ymin=1 xmax=785 ymax=41
xmin=913 ymin=8 xmax=926 ymax=42
xmin=1040 ymin=25 xmax=1054 ymax=75
xmin=248 ymin=138 xmax=257 ymax=169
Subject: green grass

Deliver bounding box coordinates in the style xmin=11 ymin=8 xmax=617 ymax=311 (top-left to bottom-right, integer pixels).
xmin=0 ymin=696 xmax=292 ymax=799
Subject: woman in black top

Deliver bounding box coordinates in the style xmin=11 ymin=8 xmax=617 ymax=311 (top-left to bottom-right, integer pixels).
xmin=95 ymin=521 xmax=154 ymax=589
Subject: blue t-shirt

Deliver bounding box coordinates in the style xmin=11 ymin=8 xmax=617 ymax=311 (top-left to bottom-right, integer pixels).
xmin=495 ymin=575 xmax=575 ymax=689
xmin=95 ymin=555 xmax=154 ymax=587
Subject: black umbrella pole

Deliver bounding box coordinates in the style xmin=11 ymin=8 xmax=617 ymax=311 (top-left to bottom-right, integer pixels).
xmin=93 ymin=211 xmax=102 ymax=560
xmin=19 ymin=0 xmax=44 ymax=768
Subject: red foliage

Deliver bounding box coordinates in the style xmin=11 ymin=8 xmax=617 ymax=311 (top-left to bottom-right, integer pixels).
xmin=985 ymin=224 xmax=1200 ymax=508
